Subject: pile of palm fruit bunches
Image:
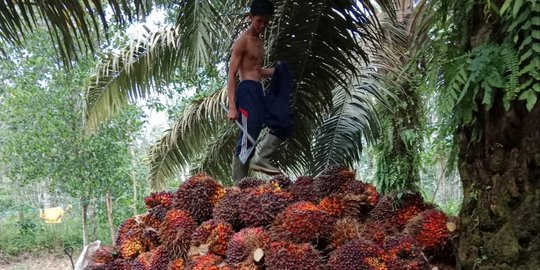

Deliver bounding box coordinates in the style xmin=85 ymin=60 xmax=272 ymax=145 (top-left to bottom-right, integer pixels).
xmin=85 ymin=165 xmax=457 ymax=270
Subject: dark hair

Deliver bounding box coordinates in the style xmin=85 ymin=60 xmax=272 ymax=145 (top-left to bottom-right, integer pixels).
xmin=250 ymin=0 xmax=274 ymax=16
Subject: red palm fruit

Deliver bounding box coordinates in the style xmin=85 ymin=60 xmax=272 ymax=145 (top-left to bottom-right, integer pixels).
xmin=141 ymin=227 xmax=161 ymax=250
xmin=404 ymin=210 xmax=454 ymax=251
xmin=367 ymin=196 xmax=396 ymax=223
xmin=90 ymin=246 xmax=116 ymax=266
xmin=186 ymin=254 xmax=223 ymax=270
xmin=213 ymin=188 xmax=243 ymax=230
xmin=340 ymin=180 xmax=380 ymax=214
xmin=290 ymin=176 xmax=320 ymax=203
xmin=238 ymin=184 xmax=293 ymax=227
xmin=264 ymin=241 xmax=325 ymax=270
xmin=168 ymin=258 xmax=186 ymax=270
xmin=270 ymin=201 xmax=336 ymax=244
xmin=116 ymin=217 xmax=139 ymax=246
xmin=159 ymin=209 xmax=198 ymax=258
xmin=327 ymin=239 xmax=387 ymax=270
xmin=269 ymin=174 xmax=293 ymax=190
xmin=226 ymin=227 xmax=271 ymax=267
xmin=135 ymin=252 xmax=152 ymax=269
xmin=361 ymin=183 xmax=380 ymax=208
xmin=383 ymin=234 xmax=428 ymax=270
xmin=340 ymin=179 xmax=366 ymax=194
xmin=238 ymin=177 xmax=265 ymax=189
xmin=191 ymin=219 xmax=234 ymax=256
xmin=319 ymin=194 xmax=370 ymax=219
xmin=328 ymin=217 xmax=362 ymax=250
xmin=148 ymin=245 xmax=171 ymax=269
xmin=313 ymin=165 xmax=356 ymax=197
xmin=358 ymin=220 xmax=399 ymax=245
xmin=119 ymin=232 xmax=147 ymax=259
xmin=142 ymin=214 xmax=161 ymax=229
xmin=144 ymin=191 xmax=174 ymax=209
xmin=87 ymin=259 xmax=135 ymax=270
xmin=395 ymin=192 xmax=434 ymax=227
xmin=147 ymin=204 xmax=169 ymax=223
xmin=175 ymin=173 xmax=226 ymax=223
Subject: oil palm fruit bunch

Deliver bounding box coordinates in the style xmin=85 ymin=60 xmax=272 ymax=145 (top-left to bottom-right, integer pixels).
xmin=226 ymin=227 xmax=271 ymax=268
xmin=289 ymin=176 xmax=320 ymax=203
xmin=328 ymin=217 xmax=362 ymax=250
xmin=175 ymin=173 xmax=226 ymax=224
xmin=328 ymin=239 xmax=388 ymax=270
xmin=185 ymin=254 xmax=223 ymax=270
xmin=212 ymin=188 xmax=244 ymax=230
xmin=167 ymin=258 xmax=186 ymax=270
xmin=85 ymin=165 xmax=457 ymax=269
xmin=190 ymin=219 xmax=235 ymax=256
xmin=237 ymin=177 xmax=266 ymax=189
xmin=264 ymin=241 xmax=325 ymax=270
xmin=89 ymin=246 xmax=117 ymax=267
xmin=319 ymin=193 xmax=369 ymax=219
xmin=313 ymin=165 xmax=356 ymax=197
xmin=148 ymin=245 xmax=171 ymax=269
xmin=404 ymin=209 xmax=456 ymax=251
xmin=144 ymin=191 xmax=174 ymax=209
xmin=237 ymin=183 xmax=293 ymax=227
xmin=270 ymin=201 xmax=336 ymax=244
xmin=158 ymin=209 xmax=198 ymax=258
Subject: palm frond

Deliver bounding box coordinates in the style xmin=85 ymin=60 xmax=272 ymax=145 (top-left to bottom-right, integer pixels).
xmin=84 ymin=0 xmax=249 ymax=130
xmin=84 ymin=26 xmax=182 ymax=131
xmin=309 ymin=77 xmax=380 ymax=175
xmin=191 ymin=124 xmax=238 ymax=185
xmin=173 ymin=0 xmax=248 ymax=70
xmin=0 ymin=0 xmax=149 ymax=65
xmin=148 ymin=88 xmax=228 ymax=190
xmin=263 ymin=0 xmax=392 ymax=174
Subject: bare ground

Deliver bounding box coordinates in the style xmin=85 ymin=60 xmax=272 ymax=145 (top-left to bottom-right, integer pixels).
xmin=0 ymin=250 xmax=80 ymax=270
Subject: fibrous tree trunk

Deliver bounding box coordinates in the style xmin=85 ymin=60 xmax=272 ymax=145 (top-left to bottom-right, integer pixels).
xmin=456 ymin=98 xmax=540 ymax=269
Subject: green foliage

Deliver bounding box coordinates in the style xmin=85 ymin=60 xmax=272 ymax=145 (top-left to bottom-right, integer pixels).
xmin=435 ymin=0 xmax=539 ymax=126
xmin=442 ymin=44 xmax=520 ymax=124
xmin=0 ymin=0 xmax=150 ymax=66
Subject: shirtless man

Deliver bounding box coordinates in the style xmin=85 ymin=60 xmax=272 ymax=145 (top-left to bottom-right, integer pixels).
xmin=227 ymin=0 xmax=292 ymax=182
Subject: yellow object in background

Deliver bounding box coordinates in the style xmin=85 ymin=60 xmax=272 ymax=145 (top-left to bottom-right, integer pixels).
xmin=39 ymin=204 xmax=72 ymax=224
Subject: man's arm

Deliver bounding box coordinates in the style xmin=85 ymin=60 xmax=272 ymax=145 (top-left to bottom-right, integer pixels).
xmin=260 ymin=67 xmax=275 ymax=78
xmin=227 ymin=37 xmax=245 ymax=122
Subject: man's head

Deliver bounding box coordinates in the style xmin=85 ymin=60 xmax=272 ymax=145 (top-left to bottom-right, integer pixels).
xmin=249 ymin=0 xmax=274 ymax=35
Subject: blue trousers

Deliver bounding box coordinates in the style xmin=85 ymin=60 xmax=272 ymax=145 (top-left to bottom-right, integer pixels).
xmin=235 ymin=62 xmax=293 ymax=164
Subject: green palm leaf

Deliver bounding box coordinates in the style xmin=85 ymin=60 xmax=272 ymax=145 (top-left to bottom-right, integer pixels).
xmin=0 ymin=0 xmax=149 ymax=65
xmin=148 ymin=88 xmax=228 ymax=190
xmin=309 ymin=76 xmax=381 ymax=175
xmin=84 ymin=26 xmax=182 ymax=131
xmin=84 ymin=0 xmax=248 ymax=130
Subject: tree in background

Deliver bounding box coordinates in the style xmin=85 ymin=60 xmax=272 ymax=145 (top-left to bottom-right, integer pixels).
xmin=416 ymin=0 xmax=539 ymax=268
xmin=0 ymin=29 xmax=145 ymax=246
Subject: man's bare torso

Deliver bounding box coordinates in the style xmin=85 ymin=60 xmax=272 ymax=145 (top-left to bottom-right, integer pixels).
xmin=237 ymin=32 xmax=265 ymax=82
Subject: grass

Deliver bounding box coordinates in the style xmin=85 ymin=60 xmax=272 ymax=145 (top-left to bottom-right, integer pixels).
xmin=0 ymin=210 xmax=113 ymax=259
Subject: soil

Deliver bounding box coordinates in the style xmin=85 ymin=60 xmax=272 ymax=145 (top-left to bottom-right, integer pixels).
xmin=0 ymin=250 xmax=80 ymax=270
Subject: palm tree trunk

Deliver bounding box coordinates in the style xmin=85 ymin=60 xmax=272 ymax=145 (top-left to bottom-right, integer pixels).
xmin=456 ymin=97 xmax=540 ymax=269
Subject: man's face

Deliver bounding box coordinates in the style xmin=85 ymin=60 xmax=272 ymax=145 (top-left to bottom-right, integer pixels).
xmin=250 ymin=15 xmax=271 ymax=35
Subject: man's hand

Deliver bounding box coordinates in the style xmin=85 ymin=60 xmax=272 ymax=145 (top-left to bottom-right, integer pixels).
xmin=228 ymin=107 xmax=238 ymax=122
